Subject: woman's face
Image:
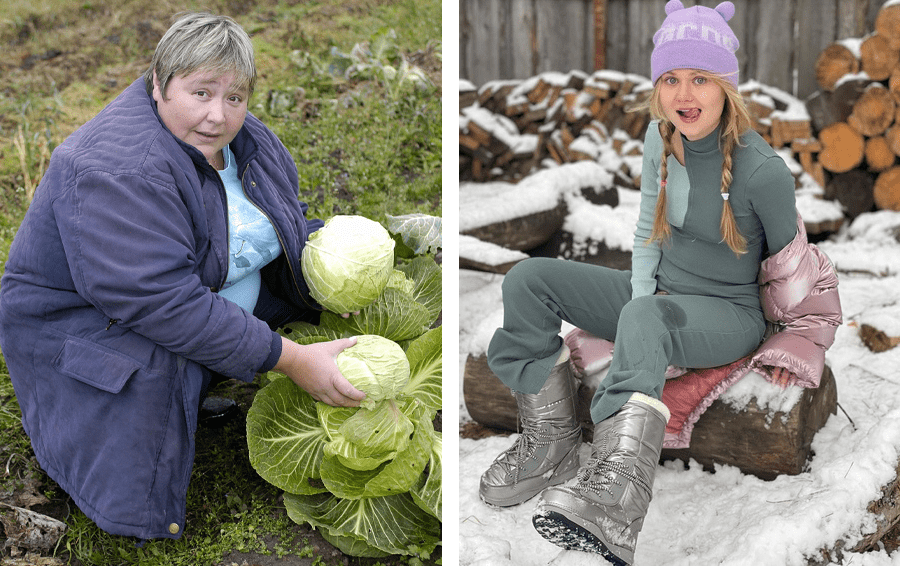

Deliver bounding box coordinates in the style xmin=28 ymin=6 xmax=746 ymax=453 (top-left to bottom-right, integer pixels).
xmin=658 ymin=69 xmax=726 ymax=141
xmin=153 ymin=69 xmax=249 ymax=169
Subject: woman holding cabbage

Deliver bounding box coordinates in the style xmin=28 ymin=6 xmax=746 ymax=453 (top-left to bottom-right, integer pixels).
xmin=0 ymin=12 xmax=365 ymax=541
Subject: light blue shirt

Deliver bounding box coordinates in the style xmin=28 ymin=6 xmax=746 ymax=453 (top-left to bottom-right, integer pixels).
xmin=216 ymin=145 xmax=282 ymax=312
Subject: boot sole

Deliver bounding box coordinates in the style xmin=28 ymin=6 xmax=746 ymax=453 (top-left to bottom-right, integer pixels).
xmin=532 ymin=510 xmax=628 ymax=566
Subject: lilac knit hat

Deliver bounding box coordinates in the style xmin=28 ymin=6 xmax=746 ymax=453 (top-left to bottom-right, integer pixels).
xmin=651 ymin=0 xmax=740 ymax=87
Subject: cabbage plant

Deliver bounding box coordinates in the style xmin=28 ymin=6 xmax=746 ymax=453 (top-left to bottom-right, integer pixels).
xmin=301 ymin=215 xmax=396 ymax=313
xmin=247 ymin=214 xmax=442 ymax=559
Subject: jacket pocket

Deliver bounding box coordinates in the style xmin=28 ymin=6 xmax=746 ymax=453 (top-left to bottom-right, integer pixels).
xmin=52 ymin=337 xmax=141 ymax=394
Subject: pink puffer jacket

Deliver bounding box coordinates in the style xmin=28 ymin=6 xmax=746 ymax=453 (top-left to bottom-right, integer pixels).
xmin=750 ymin=214 xmax=842 ymax=387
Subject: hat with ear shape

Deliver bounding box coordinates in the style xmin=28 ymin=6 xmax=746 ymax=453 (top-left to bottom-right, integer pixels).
xmin=650 ymin=0 xmax=740 ymax=87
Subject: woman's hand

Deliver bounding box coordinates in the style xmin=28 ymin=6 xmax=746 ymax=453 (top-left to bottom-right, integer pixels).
xmin=340 ymin=311 xmax=361 ymax=319
xmin=768 ymin=366 xmax=796 ymax=388
xmin=273 ymin=336 xmax=366 ymax=407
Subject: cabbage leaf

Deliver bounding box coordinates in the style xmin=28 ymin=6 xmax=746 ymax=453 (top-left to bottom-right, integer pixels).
xmin=403 ymin=327 xmax=442 ymax=411
xmin=284 ymin=490 xmax=440 ymax=557
xmin=245 ymin=378 xmax=329 ymax=495
xmin=386 ymin=213 xmax=441 ymax=257
xmin=412 ymin=432 xmax=441 ymax=519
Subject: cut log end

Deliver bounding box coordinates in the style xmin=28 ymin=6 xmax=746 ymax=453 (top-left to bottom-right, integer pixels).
xmin=875 ymin=166 xmax=900 ymax=211
xmin=819 ymin=122 xmax=865 ymax=173
xmin=815 ymin=44 xmax=861 ymax=91
xmin=865 ymin=135 xmax=896 ymax=172
xmin=876 ymin=3 xmax=900 ymax=50
xmin=860 ymin=34 xmax=900 ymax=82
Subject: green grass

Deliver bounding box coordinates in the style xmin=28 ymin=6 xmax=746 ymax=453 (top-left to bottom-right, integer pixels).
xmin=272 ymin=90 xmax=442 ymax=221
xmin=0 ymin=0 xmax=441 ymax=563
xmin=0 ymin=0 xmax=442 ymax=228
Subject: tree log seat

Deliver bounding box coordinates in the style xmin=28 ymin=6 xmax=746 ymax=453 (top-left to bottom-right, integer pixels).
xmin=462 ymin=354 xmax=837 ymax=480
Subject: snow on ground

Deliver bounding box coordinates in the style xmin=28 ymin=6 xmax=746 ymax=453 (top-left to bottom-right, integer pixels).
xmin=458 ymin=150 xmax=900 ymax=564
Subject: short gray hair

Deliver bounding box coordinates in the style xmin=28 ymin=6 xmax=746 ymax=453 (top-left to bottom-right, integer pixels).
xmin=144 ymin=12 xmax=256 ymax=99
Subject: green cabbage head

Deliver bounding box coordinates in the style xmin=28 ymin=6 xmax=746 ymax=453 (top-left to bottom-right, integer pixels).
xmin=301 ymin=215 xmax=396 ymax=313
xmin=337 ymin=334 xmax=410 ymax=409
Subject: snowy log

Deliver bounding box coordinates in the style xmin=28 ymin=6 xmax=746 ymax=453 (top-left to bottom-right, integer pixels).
xmin=460 ymin=201 xmax=567 ymax=252
xmin=812 ymin=456 xmax=900 ymax=562
xmin=528 ymin=230 xmax=633 ymax=271
xmin=660 ymin=365 xmax=837 ymax=481
xmin=459 ymin=235 xmax=529 ymax=274
xmin=805 ymin=76 xmax=869 ymax=133
xmin=462 ymin=354 xmax=837 ymax=480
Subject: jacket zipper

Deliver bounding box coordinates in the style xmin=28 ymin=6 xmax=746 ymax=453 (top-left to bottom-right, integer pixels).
xmin=237 ymin=163 xmax=317 ymax=310
xmin=215 ymin=169 xmax=229 ymax=293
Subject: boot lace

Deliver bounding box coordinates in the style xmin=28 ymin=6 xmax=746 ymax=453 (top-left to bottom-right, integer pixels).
xmin=574 ymin=433 xmax=651 ymax=497
xmin=496 ymin=419 xmax=580 ymax=485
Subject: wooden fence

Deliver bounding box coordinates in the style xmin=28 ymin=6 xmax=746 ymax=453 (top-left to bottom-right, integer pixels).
xmin=460 ymin=0 xmax=884 ymax=100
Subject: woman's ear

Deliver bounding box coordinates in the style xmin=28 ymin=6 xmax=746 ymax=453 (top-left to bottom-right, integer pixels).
xmin=151 ymin=71 xmax=163 ymax=103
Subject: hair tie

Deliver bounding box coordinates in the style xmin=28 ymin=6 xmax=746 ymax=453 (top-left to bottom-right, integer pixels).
xmin=660 ymin=180 xmax=667 ymax=188
xmin=721 ymin=192 xmax=730 ymax=201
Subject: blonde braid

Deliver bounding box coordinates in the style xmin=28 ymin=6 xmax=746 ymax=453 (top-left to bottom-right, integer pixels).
xmin=650 ymin=121 xmax=674 ymax=244
xmin=718 ymin=108 xmax=748 ymax=255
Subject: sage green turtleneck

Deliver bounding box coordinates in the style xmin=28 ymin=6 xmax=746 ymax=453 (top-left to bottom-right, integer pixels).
xmin=631 ymin=121 xmax=797 ymax=312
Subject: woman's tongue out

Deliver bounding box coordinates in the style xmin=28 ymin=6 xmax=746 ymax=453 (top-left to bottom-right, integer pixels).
xmin=678 ymin=108 xmax=701 ymax=123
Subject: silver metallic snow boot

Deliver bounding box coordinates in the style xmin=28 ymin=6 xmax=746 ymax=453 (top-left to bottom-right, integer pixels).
xmin=479 ymin=354 xmax=582 ymax=507
xmin=531 ymin=392 xmax=670 ymax=566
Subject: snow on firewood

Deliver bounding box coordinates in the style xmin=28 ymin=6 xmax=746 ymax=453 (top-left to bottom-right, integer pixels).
xmin=460 ymin=161 xmax=609 ymax=232
xmin=459 ymin=234 xmax=529 ymax=266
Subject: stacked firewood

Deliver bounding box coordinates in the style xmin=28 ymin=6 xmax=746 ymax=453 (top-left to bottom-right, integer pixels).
xmin=459 ymin=69 xmax=653 ymax=184
xmin=461 ymin=2 xmax=900 ymax=221
xmin=805 ymin=1 xmax=900 ymax=217
xmin=459 ymin=70 xmax=817 ymax=192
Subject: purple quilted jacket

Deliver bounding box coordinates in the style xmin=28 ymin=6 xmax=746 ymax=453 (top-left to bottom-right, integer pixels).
xmin=0 ymin=78 xmax=322 ymax=539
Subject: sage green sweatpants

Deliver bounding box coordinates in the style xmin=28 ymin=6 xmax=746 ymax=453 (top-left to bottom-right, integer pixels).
xmin=486 ymin=257 xmax=766 ymax=423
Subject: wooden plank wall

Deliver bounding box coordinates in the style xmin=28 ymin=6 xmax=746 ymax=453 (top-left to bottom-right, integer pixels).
xmin=460 ymin=0 xmax=883 ymax=100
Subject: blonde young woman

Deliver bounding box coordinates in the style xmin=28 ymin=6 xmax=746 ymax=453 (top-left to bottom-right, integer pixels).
xmin=479 ymin=2 xmax=820 ymax=564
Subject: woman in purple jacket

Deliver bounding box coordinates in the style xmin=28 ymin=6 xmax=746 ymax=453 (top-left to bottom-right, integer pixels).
xmin=0 ymin=12 xmax=363 ymax=540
